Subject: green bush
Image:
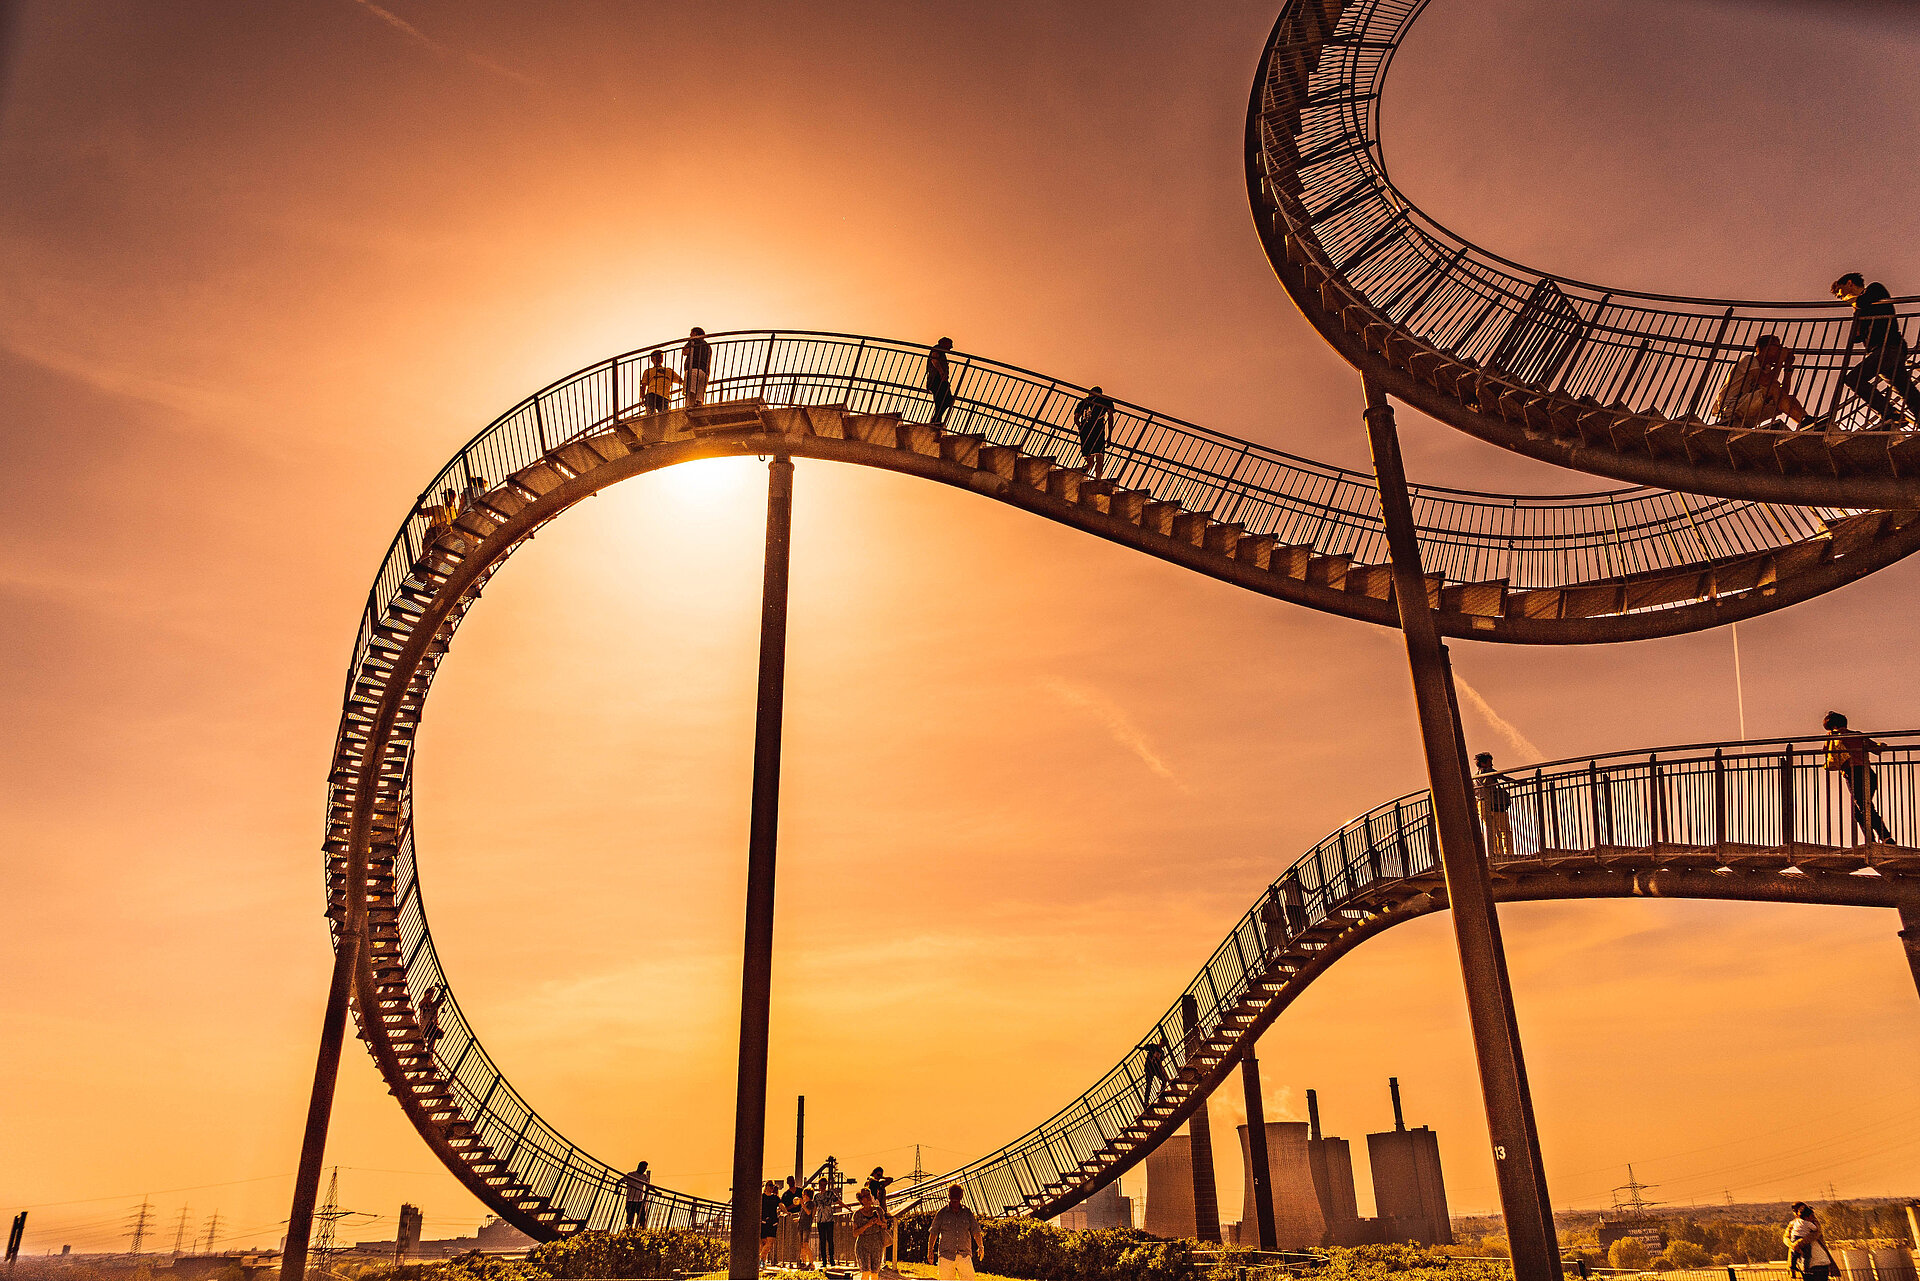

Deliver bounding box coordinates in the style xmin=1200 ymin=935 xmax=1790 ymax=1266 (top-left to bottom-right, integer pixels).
xmin=890 ymin=1217 xmax=1194 ymax=1281
xmin=1663 ymin=1242 xmax=1711 ymax=1269
xmin=1311 ymin=1243 xmax=1513 ymax=1281
xmin=337 ymin=1252 xmax=546 ymax=1281
xmin=528 ymin=1228 xmax=726 ymax=1279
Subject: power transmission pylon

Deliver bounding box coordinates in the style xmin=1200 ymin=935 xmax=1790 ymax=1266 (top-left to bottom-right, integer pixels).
xmin=171 ymin=1206 xmax=191 ymax=1257
xmin=126 ymin=1198 xmax=154 ymax=1255
xmin=202 ymin=1211 xmax=221 ymax=1256
xmin=311 ymin=1168 xmax=357 ymax=1270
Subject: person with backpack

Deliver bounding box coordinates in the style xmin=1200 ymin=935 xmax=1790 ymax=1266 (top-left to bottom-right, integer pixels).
xmin=1823 ymin=711 xmax=1893 ymax=844
xmin=1473 ymin=752 xmax=1514 ymax=861
xmin=926 ymin=338 xmax=956 ymax=426
xmin=1073 ymin=386 xmax=1114 ymax=478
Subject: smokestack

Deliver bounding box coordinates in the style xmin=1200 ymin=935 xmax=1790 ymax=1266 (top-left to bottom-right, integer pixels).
xmin=1389 ymin=1077 xmax=1405 ymax=1132
xmin=1307 ymin=1089 xmax=1322 ymax=1141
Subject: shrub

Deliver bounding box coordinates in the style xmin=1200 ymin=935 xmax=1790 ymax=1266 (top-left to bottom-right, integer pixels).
xmin=1608 ymin=1238 xmax=1652 ymax=1271
xmin=528 ymin=1228 xmax=726 ymax=1279
xmin=1311 ymin=1244 xmax=1512 ymax=1281
xmin=1664 ymin=1242 xmax=1711 ymax=1269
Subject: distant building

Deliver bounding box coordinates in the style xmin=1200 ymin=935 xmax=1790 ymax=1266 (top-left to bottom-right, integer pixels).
xmin=1365 ymin=1079 xmax=1451 ymax=1246
xmin=1144 ymin=1134 xmax=1197 ymax=1239
xmin=1306 ymin=1090 xmax=1364 ymax=1246
xmin=1058 ymin=1182 xmax=1131 ymax=1232
xmin=350 ymin=1216 xmax=533 ymax=1259
xmin=397 ymin=1205 xmax=423 ymax=1261
xmin=1237 ymin=1121 xmax=1324 ymax=1250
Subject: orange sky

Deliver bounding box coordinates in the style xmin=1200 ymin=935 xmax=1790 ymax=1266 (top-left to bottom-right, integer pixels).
xmin=4 ymin=0 xmax=1920 ymax=1256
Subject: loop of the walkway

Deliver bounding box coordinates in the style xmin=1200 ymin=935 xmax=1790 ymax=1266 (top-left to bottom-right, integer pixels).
xmin=1247 ymin=0 xmax=1920 ymax=508
xmin=325 ymin=332 xmax=1920 ymax=1238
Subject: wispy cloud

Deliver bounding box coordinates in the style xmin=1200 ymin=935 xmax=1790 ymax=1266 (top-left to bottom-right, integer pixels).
xmin=1455 ymin=675 xmax=1544 ymax=765
xmin=344 ymin=0 xmax=536 ymax=85
xmin=1042 ymin=679 xmax=1188 ymax=790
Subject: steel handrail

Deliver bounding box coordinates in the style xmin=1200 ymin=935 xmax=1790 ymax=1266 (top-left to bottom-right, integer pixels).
xmin=340 ymin=330 xmax=1863 ymax=704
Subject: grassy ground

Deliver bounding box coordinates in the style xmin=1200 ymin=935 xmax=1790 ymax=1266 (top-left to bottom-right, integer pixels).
xmin=690 ymin=1265 xmax=1025 ymax=1281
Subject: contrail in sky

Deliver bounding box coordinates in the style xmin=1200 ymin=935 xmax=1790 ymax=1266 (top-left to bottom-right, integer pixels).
xmin=345 ymin=0 xmax=535 ymax=85
xmin=1454 ymin=675 xmax=1544 ymax=765
xmin=1043 ymin=679 xmax=1187 ymax=790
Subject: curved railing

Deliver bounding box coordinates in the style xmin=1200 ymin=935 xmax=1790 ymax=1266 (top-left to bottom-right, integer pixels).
xmin=342 ymin=329 xmax=1867 ymax=699
xmin=893 ymin=730 xmax=1920 ymax=1217
xmin=1247 ymin=0 xmax=1920 ymax=500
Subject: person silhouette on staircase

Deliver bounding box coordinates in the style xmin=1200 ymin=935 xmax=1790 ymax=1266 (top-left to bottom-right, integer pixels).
xmin=1831 ymin=273 xmax=1920 ymax=428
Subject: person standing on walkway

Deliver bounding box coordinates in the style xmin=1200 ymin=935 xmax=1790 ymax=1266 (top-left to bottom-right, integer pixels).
xmin=623 ymin=1161 xmax=651 ymax=1229
xmin=927 ymin=1185 xmax=985 ymax=1280
xmin=927 ymin=337 xmax=956 ymax=426
xmin=1823 ymin=711 xmax=1893 ymax=844
xmin=813 ymin=1176 xmax=842 ymax=1266
xmin=641 ymin=350 xmax=682 ymax=415
xmin=1832 ymin=273 xmax=1920 ymax=428
xmin=683 ymin=328 xmax=712 ymax=407
xmin=1074 ymin=386 xmax=1115 ymax=478
xmin=1786 ymin=1203 xmax=1835 ymax=1281
xmin=1473 ymin=752 xmax=1515 ymax=861
xmin=850 ymin=1188 xmax=888 ymax=1280
xmin=796 ymin=1187 xmax=817 ymax=1267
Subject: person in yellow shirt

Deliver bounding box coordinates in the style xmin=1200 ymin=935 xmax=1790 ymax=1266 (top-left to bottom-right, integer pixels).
xmin=1822 ymin=711 xmax=1892 ymax=844
xmin=640 ymin=350 xmax=682 ymax=414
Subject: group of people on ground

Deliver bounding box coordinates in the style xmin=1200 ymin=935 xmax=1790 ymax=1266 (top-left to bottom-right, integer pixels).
xmin=736 ymin=1167 xmax=980 ymax=1280
xmin=1711 ymin=273 xmax=1919 ymax=431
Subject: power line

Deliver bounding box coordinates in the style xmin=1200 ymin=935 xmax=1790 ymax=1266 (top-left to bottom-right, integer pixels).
xmin=201 ymin=1211 xmax=221 ymax=1256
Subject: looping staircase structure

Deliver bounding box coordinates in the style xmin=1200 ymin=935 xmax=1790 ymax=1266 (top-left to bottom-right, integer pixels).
xmin=1248 ymin=0 xmax=1920 ymax=509
xmin=324 ymin=331 xmax=1920 ymax=1238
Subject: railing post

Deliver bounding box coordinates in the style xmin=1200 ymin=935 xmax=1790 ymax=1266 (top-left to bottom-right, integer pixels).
xmin=1648 ymin=753 xmax=1665 ymax=846
xmin=608 ymin=356 xmax=621 ymax=420
xmin=1781 ymin=745 xmax=1796 ymax=851
xmin=1531 ymin=769 xmax=1547 ymax=857
xmin=1713 ymin=749 xmax=1727 ymax=849
xmin=1588 ymin=761 xmax=1603 ymax=848
xmin=1361 ymin=376 xmax=1561 ymax=1281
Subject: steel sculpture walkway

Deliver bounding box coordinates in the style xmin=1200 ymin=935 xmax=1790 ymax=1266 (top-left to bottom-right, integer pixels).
xmin=321 ymin=333 xmax=1920 ymax=1238
xmin=1248 ymin=0 xmax=1920 ymax=509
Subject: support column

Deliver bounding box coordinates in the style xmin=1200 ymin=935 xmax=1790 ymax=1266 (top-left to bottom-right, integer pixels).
xmin=730 ymin=457 xmax=796 ymax=1280
xmin=281 ymin=918 xmax=363 ymax=1281
xmin=1241 ymin=1050 xmax=1277 ymax=1251
xmin=1897 ymin=900 xmax=1920 ymax=1000
xmin=1362 ymin=379 xmax=1561 ymax=1281
xmin=1180 ymin=995 xmax=1222 ymax=1244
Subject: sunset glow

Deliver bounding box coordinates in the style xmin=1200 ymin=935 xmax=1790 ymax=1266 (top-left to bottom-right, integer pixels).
xmin=5 ymin=0 xmax=1920 ymax=1264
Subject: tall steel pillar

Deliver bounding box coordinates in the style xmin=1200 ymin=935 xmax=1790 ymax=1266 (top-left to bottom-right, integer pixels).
xmin=1241 ymin=1049 xmax=1278 ymax=1250
xmin=729 ymin=457 xmax=796 ymax=1279
xmin=1897 ymin=899 xmax=1920 ymax=1000
xmin=1179 ymin=995 xmax=1223 ymax=1243
xmin=1362 ymin=378 xmax=1561 ymax=1281
xmin=282 ymin=907 xmax=363 ymax=1281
